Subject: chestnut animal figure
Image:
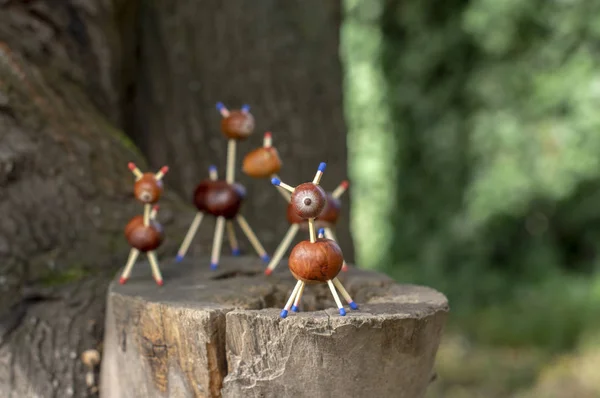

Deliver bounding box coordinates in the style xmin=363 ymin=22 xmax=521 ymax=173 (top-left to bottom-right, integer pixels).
xmin=242 ymin=132 xmax=282 ymax=178
xmin=271 ymin=163 xmax=358 ymax=318
xmin=128 ymin=162 xmax=169 ymax=229
xmin=193 ymin=179 xmax=246 ymax=219
xmin=219 ymin=104 xmax=255 ymax=140
xmin=266 ymin=180 xmax=350 ymax=275
xmin=119 ymin=206 xmax=165 ymax=286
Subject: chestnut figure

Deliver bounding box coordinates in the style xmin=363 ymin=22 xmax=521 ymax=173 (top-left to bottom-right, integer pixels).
xmin=271 ymin=163 xmax=358 ymax=318
xmin=290 ymin=182 xmax=327 ymax=219
xmin=218 ymin=104 xmax=255 ymax=140
xmin=242 ymin=146 xmax=282 ymax=178
xmin=288 ymin=238 xmax=343 ymax=283
xmin=267 ymin=180 xmax=350 ymax=275
xmin=119 ymin=206 xmax=165 ymax=286
xmin=193 ymin=180 xmax=246 ymax=219
xmin=125 ymin=216 xmax=164 ymax=252
xmin=175 ymin=164 xmax=270 ymax=269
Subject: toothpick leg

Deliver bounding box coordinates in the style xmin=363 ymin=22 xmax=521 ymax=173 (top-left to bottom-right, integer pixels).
xmin=333 ymin=278 xmax=358 ymax=310
xmin=281 ymin=280 xmax=303 ymax=318
xmin=324 ymin=227 xmax=348 ymax=271
xmin=226 ymin=139 xmax=236 ymax=184
xmin=176 ymin=212 xmax=204 ymax=262
xmin=236 ymin=215 xmax=270 ymax=263
xmin=265 ymin=223 xmax=299 ymax=275
xmin=271 ymin=174 xmax=292 ymax=202
xmin=210 ymin=216 xmax=226 ymax=270
xmin=291 ymin=282 xmax=305 ymax=312
xmin=119 ymin=248 xmax=140 ymax=284
xmin=327 ymin=280 xmax=346 ymax=316
xmin=226 ymin=220 xmax=240 ymax=256
xmin=147 ymin=251 xmax=163 ymax=286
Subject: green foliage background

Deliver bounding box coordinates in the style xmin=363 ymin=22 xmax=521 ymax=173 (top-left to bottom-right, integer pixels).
xmin=341 ymin=0 xmax=600 ymax=356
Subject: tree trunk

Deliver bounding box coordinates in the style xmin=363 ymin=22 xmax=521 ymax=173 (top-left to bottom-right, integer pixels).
xmin=129 ymin=0 xmax=354 ymax=262
xmin=100 ymin=256 xmax=448 ymax=398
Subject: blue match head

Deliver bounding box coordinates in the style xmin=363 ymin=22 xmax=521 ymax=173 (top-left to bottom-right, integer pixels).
xmin=339 ymin=308 xmax=347 ymax=316
xmin=216 ymin=102 xmax=225 ymax=111
xmin=271 ymin=177 xmax=281 ymax=186
xmin=280 ymin=309 xmax=289 ymax=318
xmin=209 ymin=165 xmax=217 ymax=172
xmin=210 ymin=262 xmax=218 ymax=270
xmin=241 ymin=104 xmax=251 ymax=112
xmin=291 ymin=305 xmax=299 ymax=312
xmin=349 ymin=302 xmax=359 ymax=310
xmin=261 ymin=254 xmax=271 ymax=263
xmin=318 ymin=228 xmax=325 ymax=238
xmin=318 ymin=162 xmax=327 ymax=172
xmin=175 ymin=254 xmax=184 ymax=263
xmin=232 ymin=248 xmax=241 ymax=256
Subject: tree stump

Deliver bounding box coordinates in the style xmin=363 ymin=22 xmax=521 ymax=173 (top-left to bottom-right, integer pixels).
xmin=100 ymin=256 xmax=448 ymax=398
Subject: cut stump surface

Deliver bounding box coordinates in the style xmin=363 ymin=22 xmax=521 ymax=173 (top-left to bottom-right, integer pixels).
xmin=100 ymin=256 xmax=448 ymax=398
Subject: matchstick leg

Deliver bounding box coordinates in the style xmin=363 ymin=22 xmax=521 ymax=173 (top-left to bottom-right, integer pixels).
xmin=210 ymin=216 xmax=226 ymax=270
xmin=265 ymin=224 xmax=299 ymax=275
xmin=147 ymin=251 xmax=164 ymax=286
xmin=324 ymin=227 xmax=348 ymax=271
xmin=119 ymin=248 xmax=140 ymax=284
xmin=333 ymin=278 xmax=359 ymax=310
xmin=175 ymin=212 xmax=204 ymax=262
xmin=226 ymin=220 xmax=240 ymax=256
xmin=281 ymin=280 xmax=303 ymax=318
xmin=291 ymin=282 xmax=305 ymax=312
xmin=327 ymin=279 xmax=346 ymax=316
xmin=236 ymin=215 xmax=270 ymax=263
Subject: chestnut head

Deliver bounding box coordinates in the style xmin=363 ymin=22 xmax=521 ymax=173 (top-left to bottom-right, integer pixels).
xmin=193 ymin=180 xmax=246 ymax=219
xmin=134 ymin=173 xmax=164 ymax=204
xmin=290 ymin=182 xmax=327 ymax=219
xmin=125 ymin=216 xmax=164 ymax=252
xmin=242 ymin=136 xmax=282 ymax=178
xmin=288 ymin=238 xmax=344 ymax=283
xmin=218 ymin=103 xmax=255 ymax=140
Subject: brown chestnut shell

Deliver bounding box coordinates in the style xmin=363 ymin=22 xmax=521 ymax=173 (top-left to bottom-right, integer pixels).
xmin=290 ymin=183 xmax=327 ymax=219
xmin=134 ymin=173 xmax=163 ymax=204
xmin=288 ymin=238 xmax=343 ymax=283
xmin=125 ymin=216 xmax=164 ymax=252
xmin=316 ymin=193 xmax=341 ymax=225
xmin=193 ymin=180 xmax=246 ymax=219
xmin=242 ymin=147 xmax=282 ymax=178
xmin=221 ymin=110 xmax=255 ymax=140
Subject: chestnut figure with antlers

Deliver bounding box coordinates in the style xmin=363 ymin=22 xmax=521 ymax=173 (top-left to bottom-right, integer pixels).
xmin=271 ymin=163 xmax=358 ymax=317
xmin=119 ymin=163 xmax=169 ymax=285
xmin=175 ymin=103 xmax=270 ymax=269
xmin=265 ymin=179 xmax=350 ymax=275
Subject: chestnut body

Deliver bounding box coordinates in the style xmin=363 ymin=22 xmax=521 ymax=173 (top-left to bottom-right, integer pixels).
xmin=290 ymin=183 xmax=327 ymax=219
xmin=193 ymin=180 xmax=246 ymax=219
xmin=134 ymin=173 xmax=163 ymax=204
xmin=288 ymin=238 xmax=344 ymax=283
xmin=221 ymin=110 xmax=255 ymax=140
xmin=125 ymin=216 xmax=164 ymax=252
xmin=242 ymin=147 xmax=282 ymax=178
xmin=317 ymin=193 xmax=341 ymax=226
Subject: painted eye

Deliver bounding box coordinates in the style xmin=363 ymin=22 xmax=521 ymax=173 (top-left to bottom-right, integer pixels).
xmin=291 ymin=182 xmax=327 ymax=219
xmin=139 ymin=191 xmax=152 ymax=202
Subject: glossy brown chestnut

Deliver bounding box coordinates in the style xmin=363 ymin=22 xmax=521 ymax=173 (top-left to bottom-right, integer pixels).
xmin=288 ymin=238 xmax=344 ymax=283
xmin=134 ymin=173 xmax=163 ymax=204
xmin=316 ymin=193 xmax=341 ymax=225
xmin=124 ymin=216 xmax=164 ymax=252
xmin=221 ymin=110 xmax=255 ymax=140
xmin=242 ymin=147 xmax=282 ymax=178
xmin=290 ymin=182 xmax=327 ymax=219
xmin=193 ymin=180 xmax=246 ymax=219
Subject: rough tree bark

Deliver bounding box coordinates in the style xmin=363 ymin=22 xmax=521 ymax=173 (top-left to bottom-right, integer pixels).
xmin=101 ymin=257 xmax=448 ymax=398
xmin=129 ymin=0 xmax=354 ymax=261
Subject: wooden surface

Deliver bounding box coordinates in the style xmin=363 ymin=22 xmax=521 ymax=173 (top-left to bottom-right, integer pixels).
xmin=100 ymin=256 xmax=448 ymax=398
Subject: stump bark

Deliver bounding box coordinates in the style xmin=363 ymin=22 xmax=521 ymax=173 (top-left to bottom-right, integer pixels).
xmin=100 ymin=256 xmax=448 ymax=398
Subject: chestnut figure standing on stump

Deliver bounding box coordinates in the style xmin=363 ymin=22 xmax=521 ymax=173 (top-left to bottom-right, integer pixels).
xmin=128 ymin=162 xmax=169 ymax=226
xmin=120 ymin=205 xmax=165 ymax=285
xmin=271 ymin=163 xmax=358 ymax=317
xmin=175 ymin=103 xmax=270 ymax=269
xmin=265 ymin=179 xmax=351 ymax=275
